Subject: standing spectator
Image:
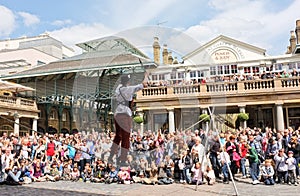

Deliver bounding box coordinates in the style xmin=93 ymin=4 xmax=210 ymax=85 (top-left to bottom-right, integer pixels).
xmin=247 ymin=145 xmax=260 ymax=185
xmin=46 ymin=136 xmax=56 ymax=161
xmin=209 ymin=135 xmax=221 ymax=180
xmin=286 ymin=151 xmax=298 ymax=185
xmin=239 ymin=139 xmax=248 ymax=178
xmin=274 ymin=149 xmax=288 ymax=184
xmin=288 ymin=136 xmax=300 ymax=178
xmin=225 ymin=135 xmax=240 ymax=179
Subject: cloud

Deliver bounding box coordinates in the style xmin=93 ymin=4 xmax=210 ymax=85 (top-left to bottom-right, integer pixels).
xmin=48 ymin=23 xmax=114 ymax=53
xmin=18 ymin=12 xmax=40 ymax=27
xmin=184 ymin=0 xmax=300 ymax=55
xmin=0 ymin=5 xmax=16 ymax=36
xmin=51 ymin=19 xmax=72 ymax=27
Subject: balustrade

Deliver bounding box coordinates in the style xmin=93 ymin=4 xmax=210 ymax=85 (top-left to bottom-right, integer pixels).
xmin=244 ymin=79 xmax=274 ymax=90
xmin=280 ymin=77 xmax=300 ymax=88
xmin=0 ymin=95 xmax=36 ymax=109
xmin=137 ymin=77 xmax=300 ymax=99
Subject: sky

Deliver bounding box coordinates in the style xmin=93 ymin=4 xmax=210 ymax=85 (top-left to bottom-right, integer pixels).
xmin=0 ymin=0 xmax=299 ymax=56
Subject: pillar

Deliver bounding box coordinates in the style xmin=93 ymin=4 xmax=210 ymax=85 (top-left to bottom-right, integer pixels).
xmin=168 ymin=108 xmax=175 ymax=133
xmin=201 ymin=108 xmax=209 ymax=132
xmin=137 ymin=110 xmax=144 ymax=136
xmin=276 ymin=104 xmax=284 ymax=131
xmin=32 ymin=117 xmax=38 ymax=136
xmin=14 ymin=114 xmax=20 ymax=136
xmin=239 ymin=105 xmax=247 ymax=129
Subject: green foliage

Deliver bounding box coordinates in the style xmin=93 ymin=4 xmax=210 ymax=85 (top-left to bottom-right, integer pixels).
xmin=133 ymin=115 xmax=143 ymax=124
xmin=238 ymin=113 xmax=249 ymax=121
xmin=199 ymin=113 xmax=210 ymax=122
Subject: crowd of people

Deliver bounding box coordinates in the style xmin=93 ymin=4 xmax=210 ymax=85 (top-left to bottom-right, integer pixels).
xmin=0 ymin=125 xmax=299 ymax=187
xmin=146 ymin=69 xmax=299 ymax=87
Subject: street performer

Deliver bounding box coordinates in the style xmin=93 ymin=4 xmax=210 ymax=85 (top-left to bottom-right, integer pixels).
xmin=108 ymin=71 xmax=148 ymax=166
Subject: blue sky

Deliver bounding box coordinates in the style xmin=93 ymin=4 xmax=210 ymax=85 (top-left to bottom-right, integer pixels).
xmin=0 ymin=0 xmax=299 ymax=55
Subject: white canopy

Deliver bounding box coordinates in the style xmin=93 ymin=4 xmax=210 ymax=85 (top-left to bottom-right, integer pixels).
xmin=0 ymin=80 xmax=35 ymax=92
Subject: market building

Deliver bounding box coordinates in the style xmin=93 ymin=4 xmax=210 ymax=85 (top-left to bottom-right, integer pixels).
xmin=0 ymin=20 xmax=300 ymax=135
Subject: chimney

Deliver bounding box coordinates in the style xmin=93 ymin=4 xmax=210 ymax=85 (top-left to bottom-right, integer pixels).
xmin=168 ymin=51 xmax=173 ymax=65
xmin=173 ymin=56 xmax=179 ymax=64
xmin=153 ymin=37 xmax=160 ymax=64
xmin=296 ymin=19 xmax=300 ymax=44
xmin=286 ymin=46 xmax=291 ymax=54
xmin=290 ymin=30 xmax=296 ymax=53
xmin=162 ymin=44 xmax=168 ymax=65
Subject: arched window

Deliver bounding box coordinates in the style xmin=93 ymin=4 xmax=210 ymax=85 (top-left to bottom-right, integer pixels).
xmin=62 ymin=110 xmax=68 ymax=122
xmin=49 ymin=109 xmax=57 ymax=120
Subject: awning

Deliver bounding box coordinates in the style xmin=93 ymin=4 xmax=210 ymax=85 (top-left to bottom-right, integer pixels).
xmin=0 ymin=79 xmax=35 ymax=92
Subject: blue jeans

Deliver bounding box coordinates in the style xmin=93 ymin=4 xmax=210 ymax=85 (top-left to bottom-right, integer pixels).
xmin=240 ymin=158 xmax=247 ymax=177
xmin=209 ymin=153 xmax=221 ymax=178
xmin=8 ymin=171 xmax=21 ymax=182
xmin=249 ymin=162 xmax=259 ymax=181
xmin=265 ymin=177 xmax=275 ymax=185
xmin=222 ymin=163 xmax=230 ymax=181
xmin=184 ymin=168 xmax=191 ymax=183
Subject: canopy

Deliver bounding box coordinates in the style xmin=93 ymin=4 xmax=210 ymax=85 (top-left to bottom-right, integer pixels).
xmin=0 ymin=79 xmax=35 ymax=92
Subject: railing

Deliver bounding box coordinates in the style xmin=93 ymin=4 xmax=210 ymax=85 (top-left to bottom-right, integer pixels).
xmin=206 ymin=81 xmax=237 ymax=93
xmin=173 ymin=84 xmax=200 ymax=94
xmin=142 ymin=86 xmax=168 ymax=96
xmin=243 ymin=79 xmax=274 ymax=90
xmin=137 ymin=77 xmax=300 ymax=99
xmin=0 ymin=95 xmax=37 ymax=110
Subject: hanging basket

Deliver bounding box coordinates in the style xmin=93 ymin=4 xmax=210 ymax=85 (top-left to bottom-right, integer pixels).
xmin=133 ymin=115 xmax=144 ymax=124
xmin=199 ymin=114 xmax=210 ymax=122
xmin=238 ymin=113 xmax=249 ymax=121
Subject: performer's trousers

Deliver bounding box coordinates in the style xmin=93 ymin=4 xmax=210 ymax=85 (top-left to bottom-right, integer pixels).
xmin=110 ymin=113 xmax=131 ymax=162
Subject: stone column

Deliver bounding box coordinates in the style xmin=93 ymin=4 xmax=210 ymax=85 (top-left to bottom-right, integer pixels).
xmin=32 ymin=117 xmax=38 ymax=136
xmin=168 ymin=108 xmax=175 ymax=133
xmin=137 ymin=110 xmax=144 ymax=136
xmin=239 ymin=105 xmax=247 ymax=129
xmin=201 ymin=108 xmax=209 ymax=132
xmin=276 ymin=104 xmax=284 ymax=131
xmin=14 ymin=114 xmax=20 ymax=136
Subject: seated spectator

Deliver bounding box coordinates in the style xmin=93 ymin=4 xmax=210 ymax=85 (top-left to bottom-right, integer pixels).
xmin=191 ymin=162 xmax=203 ymax=184
xmin=261 ymin=159 xmax=275 ymax=185
xmin=70 ymin=166 xmax=80 ymax=181
xmin=105 ymin=165 xmax=118 ymax=184
xmin=203 ymin=165 xmax=215 ymax=185
xmin=118 ymin=166 xmax=131 ymax=184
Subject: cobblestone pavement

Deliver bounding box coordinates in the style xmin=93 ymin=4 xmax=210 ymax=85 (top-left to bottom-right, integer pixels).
xmin=0 ymin=179 xmax=300 ymax=196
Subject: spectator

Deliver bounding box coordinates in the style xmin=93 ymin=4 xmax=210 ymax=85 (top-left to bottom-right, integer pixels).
xmin=261 ymin=159 xmax=275 ymax=185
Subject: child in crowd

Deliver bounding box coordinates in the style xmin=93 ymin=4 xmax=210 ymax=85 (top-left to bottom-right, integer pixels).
xmin=286 ymin=151 xmax=298 ymax=186
xmin=191 ymin=162 xmax=203 ymax=184
xmin=261 ymin=159 xmax=275 ymax=185
xmin=105 ymin=165 xmax=118 ymax=184
xmin=118 ymin=166 xmax=131 ymax=184
xmin=70 ymin=166 xmax=80 ymax=181
xmin=203 ymin=165 xmax=215 ymax=185
xmin=219 ymin=147 xmax=231 ymax=184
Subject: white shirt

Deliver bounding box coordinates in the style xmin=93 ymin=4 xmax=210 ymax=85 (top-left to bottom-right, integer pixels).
xmin=115 ymin=84 xmax=143 ymax=116
xmin=1 ymin=154 xmax=14 ymax=172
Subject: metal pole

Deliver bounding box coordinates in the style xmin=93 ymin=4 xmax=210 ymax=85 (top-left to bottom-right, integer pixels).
xmin=205 ymin=107 xmax=239 ymax=196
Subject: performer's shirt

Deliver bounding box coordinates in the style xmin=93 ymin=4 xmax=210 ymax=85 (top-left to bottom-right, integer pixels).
xmin=115 ymin=84 xmax=143 ymax=116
